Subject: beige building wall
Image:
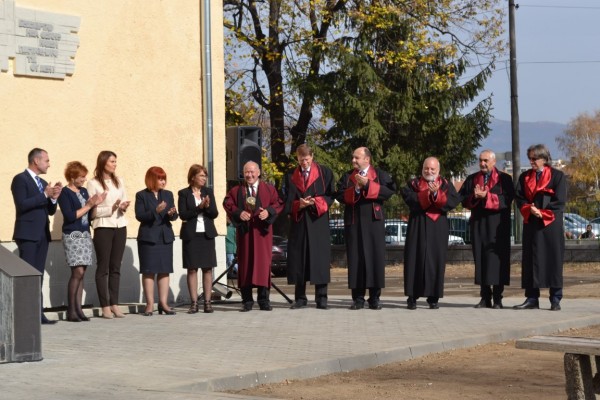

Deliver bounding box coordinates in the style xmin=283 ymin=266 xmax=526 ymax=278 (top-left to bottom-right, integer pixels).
xmin=0 ymin=0 xmax=226 ymax=308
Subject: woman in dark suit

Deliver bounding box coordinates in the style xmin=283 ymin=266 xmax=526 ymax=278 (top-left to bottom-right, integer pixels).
xmin=135 ymin=166 xmax=178 ymax=316
xmin=178 ymin=164 xmax=218 ymax=313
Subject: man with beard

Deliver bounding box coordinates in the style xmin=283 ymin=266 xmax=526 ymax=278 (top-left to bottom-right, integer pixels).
xmin=335 ymin=147 xmax=396 ymax=310
xmin=514 ymin=144 xmax=566 ymax=311
xmin=282 ymin=144 xmax=335 ymax=309
xmin=459 ymin=150 xmax=514 ymax=309
xmin=223 ymin=161 xmax=283 ymax=311
xmin=401 ymin=157 xmax=460 ymax=310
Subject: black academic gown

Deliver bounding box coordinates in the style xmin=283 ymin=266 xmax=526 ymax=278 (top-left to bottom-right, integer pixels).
xmin=515 ymin=166 xmax=566 ymax=289
xmin=335 ymin=167 xmax=396 ymax=289
xmin=401 ymin=176 xmax=460 ymax=298
xmin=282 ymin=162 xmax=335 ymax=285
xmin=459 ymin=168 xmax=514 ymax=286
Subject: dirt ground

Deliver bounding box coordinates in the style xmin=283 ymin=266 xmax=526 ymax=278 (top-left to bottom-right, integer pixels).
xmin=232 ymin=262 xmax=600 ymax=400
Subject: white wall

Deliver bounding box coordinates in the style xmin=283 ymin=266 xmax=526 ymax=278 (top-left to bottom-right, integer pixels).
xmin=1 ymin=236 xmax=228 ymax=308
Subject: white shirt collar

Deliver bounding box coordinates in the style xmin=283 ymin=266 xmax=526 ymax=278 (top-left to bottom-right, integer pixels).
xmin=26 ymin=168 xmax=38 ymax=180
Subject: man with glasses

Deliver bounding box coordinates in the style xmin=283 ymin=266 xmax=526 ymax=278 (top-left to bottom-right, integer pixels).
xmin=514 ymin=144 xmax=566 ymax=311
xmin=223 ymin=161 xmax=283 ymax=311
xmin=459 ymin=150 xmax=514 ymax=309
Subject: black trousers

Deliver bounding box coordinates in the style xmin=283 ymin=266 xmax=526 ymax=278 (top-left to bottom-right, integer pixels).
xmin=93 ymin=227 xmax=127 ymax=307
xmin=17 ymin=237 xmax=49 ymax=310
xmin=351 ymin=287 xmax=381 ymax=304
xmin=295 ymin=282 xmax=328 ymax=305
xmin=241 ymin=286 xmax=270 ymax=306
xmin=480 ymin=285 xmax=504 ymax=303
xmin=526 ymin=287 xmax=563 ymax=304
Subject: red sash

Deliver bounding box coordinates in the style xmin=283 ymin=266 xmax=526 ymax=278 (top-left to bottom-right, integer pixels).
xmin=520 ymin=166 xmax=555 ymax=226
xmin=413 ymin=177 xmax=447 ymax=221
xmin=290 ymin=163 xmax=328 ymax=221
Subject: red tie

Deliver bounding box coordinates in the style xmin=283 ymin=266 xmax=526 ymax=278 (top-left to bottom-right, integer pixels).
xmin=250 ymin=185 xmax=256 ymax=197
xmin=303 ymin=170 xmax=309 ymax=185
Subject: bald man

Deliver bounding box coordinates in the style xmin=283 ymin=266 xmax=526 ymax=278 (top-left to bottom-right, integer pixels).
xmin=223 ymin=161 xmax=283 ymax=311
xmin=459 ymin=150 xmax=514 ymax=309
xmin=335 ymin=147 xmax=396 ymax=310
xmin=401 ymin=157 xmax=460 ymax=310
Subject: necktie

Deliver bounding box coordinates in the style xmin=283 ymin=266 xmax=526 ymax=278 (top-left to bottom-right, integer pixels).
xmin=536 ymin=171 xmax=542 ymax=182
xmin=35 ymin=176 xmax=44 ymax=194
xmin=303 ymin=169 xmax=309 ymax=185
xmin=250 ymin=185 xmax=256 ymax=197
xmin=483 ymin=174 xmax=489 ymax=186
xmin=359 ymin=170 xmax=366 ymax=177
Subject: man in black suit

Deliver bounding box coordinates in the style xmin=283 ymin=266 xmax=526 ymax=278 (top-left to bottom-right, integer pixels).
xmin=11 ymin=148 xmax=62 ymax=324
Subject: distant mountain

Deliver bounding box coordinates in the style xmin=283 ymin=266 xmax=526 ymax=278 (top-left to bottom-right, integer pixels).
xmin=473 ymin=119 xmax=567 ymax=170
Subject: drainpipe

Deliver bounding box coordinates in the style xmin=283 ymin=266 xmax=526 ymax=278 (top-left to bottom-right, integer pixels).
xmin=201 ymin=0 xmax=214 ymax=187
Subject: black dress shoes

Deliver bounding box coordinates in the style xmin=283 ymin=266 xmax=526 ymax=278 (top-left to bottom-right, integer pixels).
xmin=349 ymin=301 xmax=364 ymax=310
xmin=240 ymin=304 xmax=253 ymax=312
xmin=41 ymin=314 xmax=57 ymax=325
xmin=290 ymin=301 xmax=307 ymax=310
xmin=259 ymin=303 xmax=273 ymax=311
xmin=550 ymin=302 xmax=561 ymax=311
xmin=513 ymin=300 xmax=539 ymax=310
xmin=492 ymin=302 xmax=503 ymax=309
xmin=407 ymin=298 xmax=417 ymax=310
xmin=474 ymin=299 xmax=492 ymax=309
xmin=428 ymin=303 xmax=439 ymax=309
xmin=368 ymin=302 xmax=382 ymax=310
xmin=316 ymin=303 xmax=328 ymax=310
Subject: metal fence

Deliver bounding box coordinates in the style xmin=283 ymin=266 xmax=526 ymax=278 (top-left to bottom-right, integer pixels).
xmin=328 ymin=201 xmax=600 ymax=245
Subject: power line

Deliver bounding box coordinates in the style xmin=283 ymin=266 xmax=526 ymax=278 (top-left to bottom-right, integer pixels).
xmin=519 ymin=5 xmax=600 ymax=10
xmin=519 ymin=60 xmax=600 ymax=65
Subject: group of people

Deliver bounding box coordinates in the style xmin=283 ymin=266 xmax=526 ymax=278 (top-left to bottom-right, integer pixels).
xmin=401 ymin=144 xmax=564 ymax=312
xmin=11 ymin=148 xmax=221 ymax=323
xmin=264 ymin=143 xmax=564 ymax=313
xmin=12 ymin=142 xmax=565 ymax=323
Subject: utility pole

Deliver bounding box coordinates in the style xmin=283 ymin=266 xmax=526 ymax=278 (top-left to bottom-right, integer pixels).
xmin=509 ymin=0 xmax=522 ymax=243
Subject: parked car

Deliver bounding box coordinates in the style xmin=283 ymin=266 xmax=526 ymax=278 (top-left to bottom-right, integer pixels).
xmin=447 ymin=216 xmax=471 ymax=244
xmin=227 ymin=235 xmax=288 ymax=278
xmin=385 ymin=220 xmax=465 ymax=246
xmin=271 ymin=236 xmax=288 ymax=277
xmin=330 ymin=219 xmax=345 ymax=245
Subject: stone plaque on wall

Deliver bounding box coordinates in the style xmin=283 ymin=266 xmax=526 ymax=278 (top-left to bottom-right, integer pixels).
xmin=0 ymin=0 xmax=80 ymax=79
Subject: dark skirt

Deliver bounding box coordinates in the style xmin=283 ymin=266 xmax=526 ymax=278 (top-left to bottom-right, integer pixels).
xmin=138 ymin=238 xmax=174 ymax=274
xmin=182 ymin=233 xmax=216 ymax=269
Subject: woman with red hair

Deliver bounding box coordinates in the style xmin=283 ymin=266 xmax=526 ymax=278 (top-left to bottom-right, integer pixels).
xmin=58 ymin=161 xmax=106 ymax=321
xmin=135 ymin=166 xmax=178 ymax=316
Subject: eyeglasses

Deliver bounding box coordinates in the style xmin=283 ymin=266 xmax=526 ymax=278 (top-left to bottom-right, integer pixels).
xmin=528 ymin=157 xmax=541 ymax=162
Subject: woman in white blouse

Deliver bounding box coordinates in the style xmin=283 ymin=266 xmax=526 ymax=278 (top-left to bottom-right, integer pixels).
xmin=87 ymin=151 xmax=130 ymax=319
xmin=177 ymin=164 xmax=219 ymax=313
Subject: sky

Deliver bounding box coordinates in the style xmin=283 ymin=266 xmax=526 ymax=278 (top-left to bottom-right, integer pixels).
xmin=478 ymin=0 xmax=600 ymax=125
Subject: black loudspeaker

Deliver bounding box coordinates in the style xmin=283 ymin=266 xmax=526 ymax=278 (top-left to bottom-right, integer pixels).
xmin=226 ymin=126 xmax=262 ymax=180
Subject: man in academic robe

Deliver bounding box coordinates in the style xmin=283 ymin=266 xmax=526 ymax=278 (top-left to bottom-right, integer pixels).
xmin=401 ymin=157 xmax=460 ymax=310
xmin=282 ymin=144 xmax=335 ymax=310
xmin=514 ymin=144 xmax=566 ymax=311
xmin=223 ymin=161 xmax=283 ymax=311
xmin=335 ymin=147 xmax=396 ymax=310
xmin=459 ymin=150 xmax=514 ymax=309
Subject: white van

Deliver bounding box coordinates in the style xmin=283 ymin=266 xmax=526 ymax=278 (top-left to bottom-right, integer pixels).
xmin=385 ymin=220 xmax=465 ymax=246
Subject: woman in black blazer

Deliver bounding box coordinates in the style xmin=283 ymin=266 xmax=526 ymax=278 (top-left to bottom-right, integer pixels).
xmin=135 ymin=167 xmax=178 ymax=316
xmin=178 ymin=164 xmax=219 ymax=313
